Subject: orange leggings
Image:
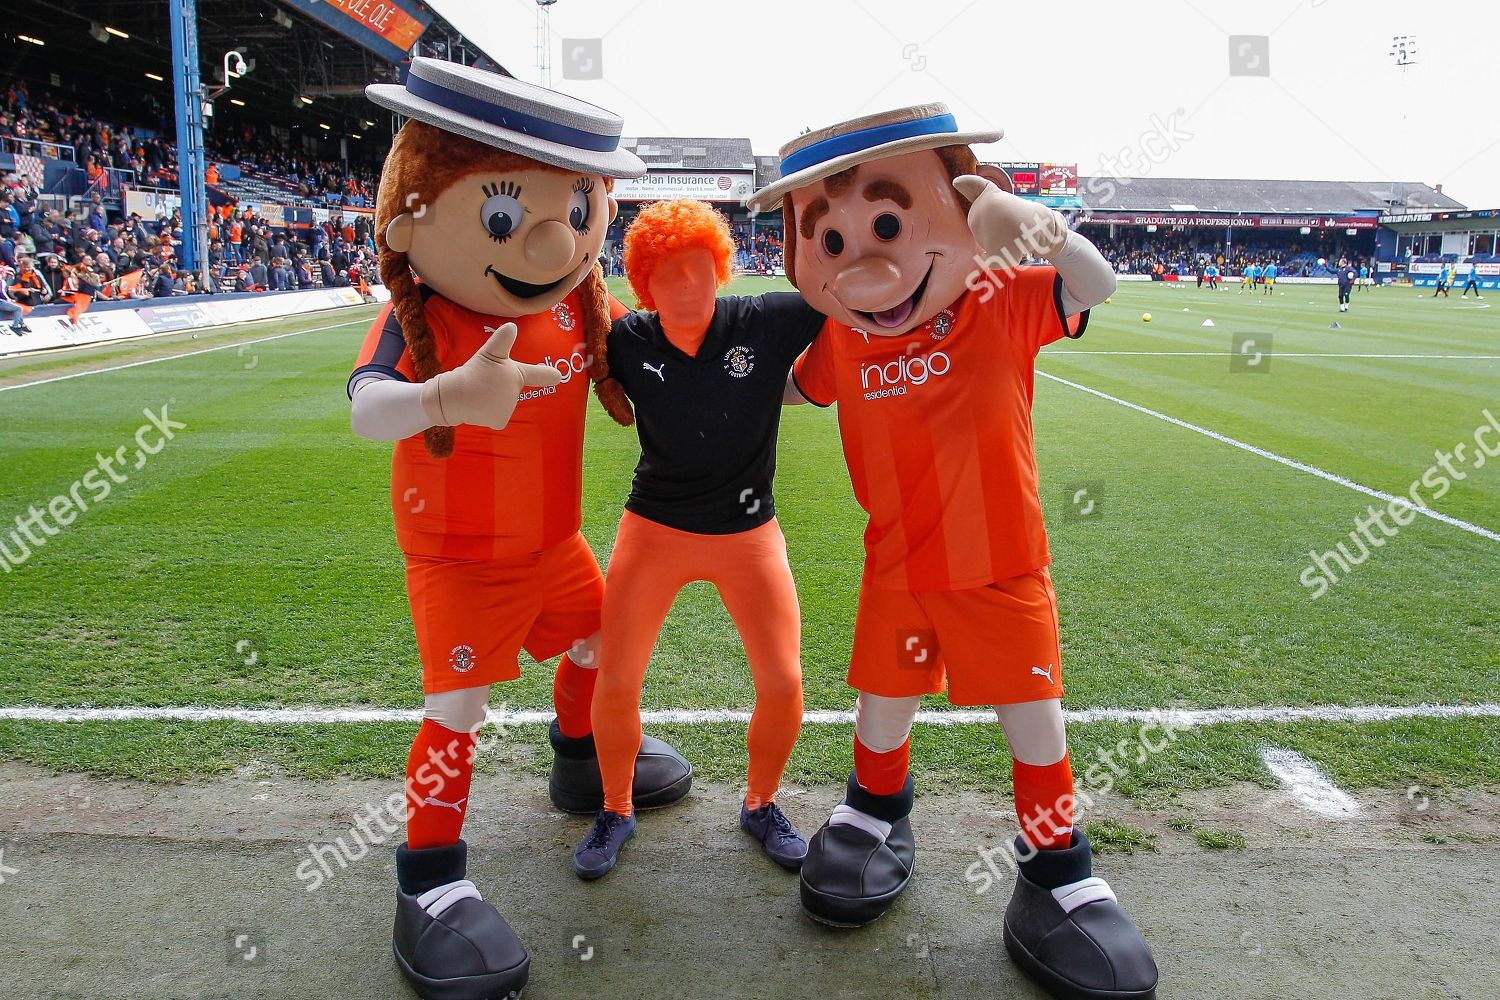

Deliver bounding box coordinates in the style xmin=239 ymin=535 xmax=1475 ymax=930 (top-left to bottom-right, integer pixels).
xmin=593 ymin=509 xmax=804 ymax=815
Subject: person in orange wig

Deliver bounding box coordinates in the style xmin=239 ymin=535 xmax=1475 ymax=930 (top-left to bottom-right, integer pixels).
xmin=572 ymin=199 xmax=826 ymax=878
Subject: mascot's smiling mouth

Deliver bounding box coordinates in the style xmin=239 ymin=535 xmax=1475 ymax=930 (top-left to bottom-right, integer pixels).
xmin=485 ymin=264 xmax=568 ymax=300
xmin=854 ymin=259 xmax=934 ymax=330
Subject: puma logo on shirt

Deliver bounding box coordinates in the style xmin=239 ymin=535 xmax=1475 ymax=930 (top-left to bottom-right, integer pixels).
xmin=642 ymin=361 xmax=666 ymax=382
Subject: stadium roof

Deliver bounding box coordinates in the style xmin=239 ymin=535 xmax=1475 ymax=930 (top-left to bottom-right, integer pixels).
xmin=755 ymin=155 xmax=783 ymax=191
xmin=622 ymin=137 xmax=755 ymax=172
xmin=1077 ymin=176 xmax=1465 ymax=215
xmin=4 ymin=1 xmax=501 ymax=139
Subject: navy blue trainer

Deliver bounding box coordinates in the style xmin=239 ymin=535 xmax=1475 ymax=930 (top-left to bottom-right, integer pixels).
xmin=740 ymin=801 xmax=808 ymax=870
xmin=573 ymin=809 xmax=636 ymax=880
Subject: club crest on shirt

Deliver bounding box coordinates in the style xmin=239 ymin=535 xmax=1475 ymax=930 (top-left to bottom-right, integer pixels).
xmin=551 ymin=302 xmax=576 ymax=332
xmin=448 ymin=643 xmax=476 ymax=673
xmin=723 ymin=345 xmax=755 ymax=378
xmin=928 ymin=309 xmax=956 ymax=341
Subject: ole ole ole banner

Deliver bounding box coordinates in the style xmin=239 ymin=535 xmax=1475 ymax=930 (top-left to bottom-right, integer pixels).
xmin=280 ymin=0 xmax=433 ymax=64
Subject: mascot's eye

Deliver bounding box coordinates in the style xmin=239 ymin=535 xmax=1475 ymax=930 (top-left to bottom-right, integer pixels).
xmin=567 ymin=181 xmax=592 ymax=234
xmin=823 ymin=229 xmax=845 ymax=256
xmin=873 ymin=213 xmax=901 ymax=241
xmin=479 ymin=187 xmax=524 ymax=242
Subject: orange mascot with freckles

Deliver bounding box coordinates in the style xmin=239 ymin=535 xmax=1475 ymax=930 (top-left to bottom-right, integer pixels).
xmin=757 ymin=103 xmax=1159 ymax=1000
xmin=348 ymin=58 xmax=691 ymax=1000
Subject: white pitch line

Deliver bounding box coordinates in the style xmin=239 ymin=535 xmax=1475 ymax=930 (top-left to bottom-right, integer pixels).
xmin=1 ymin=702 xmax=1497 ymax=727
xmin=0 ymin=316 xmax=370 ymax=394
xmin=1259 ymin=746 xmax=1361 ymax=817
xmin=1035 ymin=370 xmax=1500 ymax=543
xmin=1041 ymin=351 xmax=1500 ymax=359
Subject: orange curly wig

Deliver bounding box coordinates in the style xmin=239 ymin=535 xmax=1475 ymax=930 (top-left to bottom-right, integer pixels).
xmin=622 ymin=199 xmax=734 ymax=310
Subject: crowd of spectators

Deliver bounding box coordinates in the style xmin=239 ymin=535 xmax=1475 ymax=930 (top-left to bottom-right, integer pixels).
xmin=1 ymin=81 xmax=176 ymax=194
xmin=602 ymin=218 xmax=786 ymax=278
xmin=0 ymin=170 xmax=380 ymax=332
xmin=1085 ymin=230 xmax=1369 ymax=278
xmin=0 ymin=168 xmax=193 ymax=333
xmin=210 ymin=122 xmax=379 ymax=207
xmin=0 ymin=79 xmax=385 ymax=322
xmin=0 ymin=80 xmax=378 ymax=207
xmin=731 ymin=225 xmax=784 ymax=274
xmin=205 ymin=203 xmax=379 ymax=293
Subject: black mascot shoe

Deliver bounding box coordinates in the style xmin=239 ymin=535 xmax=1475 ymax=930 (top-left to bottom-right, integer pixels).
xmin=1002 ymin=830 xmax=1158 ymax=1000
xmin=799 ymin=772 xmax=916 ymax=927
xmin=547 ymin=718 xmax=693 ymax=814
xmin=393 ymin=840 xmax=530 ymax=1000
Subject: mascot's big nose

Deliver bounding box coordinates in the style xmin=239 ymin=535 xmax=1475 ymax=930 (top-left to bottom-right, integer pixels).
xmin=830 ymin=257 xmax=905 ymax=312
xmin=524 ymin=219 xmax=577 ymax=273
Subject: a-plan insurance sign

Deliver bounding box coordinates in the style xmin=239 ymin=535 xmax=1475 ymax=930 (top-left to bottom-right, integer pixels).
xmin=613 ymin=171 xmax=756 ymax=204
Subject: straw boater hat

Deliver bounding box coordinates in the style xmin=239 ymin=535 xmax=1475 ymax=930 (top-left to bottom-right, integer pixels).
xmin=749 ymin=102 xmax=1002 ymax=211
xmin=366 ymin=57 xmax=645 ymax=179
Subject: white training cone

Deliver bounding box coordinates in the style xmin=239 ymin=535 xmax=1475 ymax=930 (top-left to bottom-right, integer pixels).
xmin=1201 ymin=319 xmax=1215 ymax=327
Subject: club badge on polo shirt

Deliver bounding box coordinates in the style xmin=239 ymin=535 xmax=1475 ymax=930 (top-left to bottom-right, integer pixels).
xmin=551 ymin=301 xmax=576 ymax=332
xmin=723 ymin=345 xmax=755 ymax=378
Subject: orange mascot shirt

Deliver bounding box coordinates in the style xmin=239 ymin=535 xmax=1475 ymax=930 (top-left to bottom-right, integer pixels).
xmin=792 ymin=265 xmax=1083 ymax=592
xmin=352 ymin=290 xmax=626 ymax=560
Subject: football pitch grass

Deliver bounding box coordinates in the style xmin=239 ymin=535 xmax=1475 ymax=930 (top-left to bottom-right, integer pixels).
xmin=1 ymin=276 xmax=1496 ymax=799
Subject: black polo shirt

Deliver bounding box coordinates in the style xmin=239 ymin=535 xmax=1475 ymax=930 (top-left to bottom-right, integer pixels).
xmin=608 ymin=292 xmax=825 ymax=534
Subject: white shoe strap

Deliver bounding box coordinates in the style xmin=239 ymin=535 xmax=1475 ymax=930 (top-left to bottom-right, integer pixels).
xmin=1052 ymin=875 xmax=1117 ymax=914
xmin=828 ymin=803 xmax=893 ymax=844
xmin=417 ymin=878 xmax=482 ymax=917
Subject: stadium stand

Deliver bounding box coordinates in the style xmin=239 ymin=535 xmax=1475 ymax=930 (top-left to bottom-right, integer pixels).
xmin=1075 ymin=176 xmax=1465 ymax=281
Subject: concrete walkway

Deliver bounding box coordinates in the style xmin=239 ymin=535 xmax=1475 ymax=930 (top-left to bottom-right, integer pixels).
xmin=2 ymin=764 xmax=1496 ymax=999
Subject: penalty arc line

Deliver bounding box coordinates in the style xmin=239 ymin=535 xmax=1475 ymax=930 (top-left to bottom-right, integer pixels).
xmin=1 ymin=703 xmax=1498 ymax=727
xmin=0 ymin=316 xmax=372 ymax=394
xmin=1034 ymin=370 xmax=1500 ymax=544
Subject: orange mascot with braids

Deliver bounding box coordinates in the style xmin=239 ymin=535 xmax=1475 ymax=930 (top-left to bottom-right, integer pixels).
xmin=348 ymin=58 xmax=690 ymax=1000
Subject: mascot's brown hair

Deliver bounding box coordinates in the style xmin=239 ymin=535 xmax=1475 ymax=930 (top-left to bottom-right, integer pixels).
xmin=376 ymin=120 xmax=629 ymax=456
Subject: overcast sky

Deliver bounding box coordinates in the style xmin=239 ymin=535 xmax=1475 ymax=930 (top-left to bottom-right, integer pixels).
xmin=431 ymin=0 xmax=1499 ymax=208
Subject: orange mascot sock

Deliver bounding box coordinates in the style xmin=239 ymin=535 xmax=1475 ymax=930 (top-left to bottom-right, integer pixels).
xmin=552 ymin=654 xmax=598 ymax=740
xmin=405 ymin=719 xmax=477 ymax=850
xmin=854 ymin=735 xmax=911 ymax=797
xmin=1012 ymin=753 xmax=1075 ymax=851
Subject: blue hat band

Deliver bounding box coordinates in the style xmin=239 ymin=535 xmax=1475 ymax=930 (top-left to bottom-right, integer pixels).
xmin=405 ymin=73 xmax=619 ymax=153
xmin=779 ymin=112 xmax=959 ymax=177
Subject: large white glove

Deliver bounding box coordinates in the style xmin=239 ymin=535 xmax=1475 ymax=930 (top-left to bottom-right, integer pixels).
xmin=953 ymin=174 xmax=1115 ymax=315
xmin=418 ymin=322 xmax=562 ymax=430
xmin=953 ymin=174 xmax=1069 ymax=261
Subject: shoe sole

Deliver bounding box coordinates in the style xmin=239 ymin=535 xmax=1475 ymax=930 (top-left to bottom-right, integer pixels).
xmin=573 ymin=825 xmax=635 ymax=881
xmin=549 ymin=766 xmax=694 ymax=816
xmin=798 ymin=861 xmax=913 ymax=929
xmin=1002 ymin=920 xmax=1156 ymax=1000
xmin=393 ymin=940 xmax=530 ymax=1000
